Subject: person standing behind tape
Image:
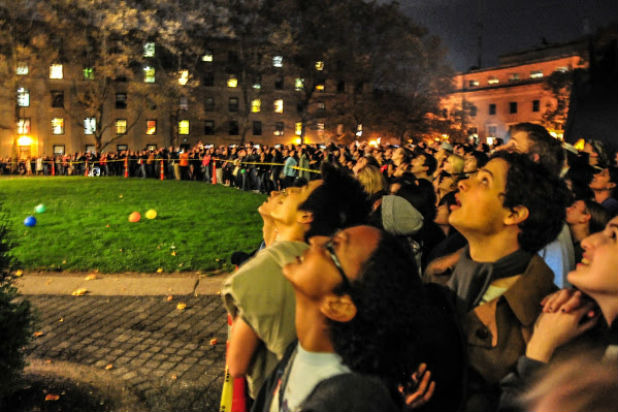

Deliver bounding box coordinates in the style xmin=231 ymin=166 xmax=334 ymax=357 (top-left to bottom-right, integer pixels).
xmin=282 ymin=149 xmax=298 ymax=189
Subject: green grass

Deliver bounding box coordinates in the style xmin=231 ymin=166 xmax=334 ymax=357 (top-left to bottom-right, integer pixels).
xmin=0 ymin=177 xmax=266 ymax=273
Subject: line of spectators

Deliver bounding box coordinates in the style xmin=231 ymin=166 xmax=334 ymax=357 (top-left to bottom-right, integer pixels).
xmin=221 ymin=123 xmax=618 ymax=412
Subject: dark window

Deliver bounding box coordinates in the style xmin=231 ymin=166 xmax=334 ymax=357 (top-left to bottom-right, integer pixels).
xmin=203 ymin=71 xmax=214 ymax=87
xmin=274 ymin=75 xmax=284 ymax=90
xmin=229 ymin=97 xmax=239 ymax=112
xmin=469 ymin=105 xmax=477 ymax=117
xmin=337 ymin=80 xmax=345 ymax=93
xmin=296 ymin=101 xmax=304 ymax=113
xmin=317 ymin=101 xmax=326 ymax=116
xmin=441 ymin=108 xmax=448 ymax=118
xmin=274 ymin=121 xmax=284 ymax=136
xmin=115 ymin=93 xmax=127 ymax=109
xmin=509 ymin=102 xmax=518 ymax=114
xmin=532 ymin=100 xmax=540 ymax=112
xmin=228 ymin=51 xmax=238 ymax=64
xmin=205 ymin=97 xmax=215 ymax=111
xmin=253 ymin=121 xmax=262 ymax=136
xmin=229 ymin=120 xmax=239 ymax=135
xmin=204 ymin=120 xmax=215 ymax=135
xmin=51 ymin=90 xmax=64 ymax=108
xmin=354 ymin=81 xmax=364 ymax=94
xmin=489 ymin=104 xmax=496 ymax=115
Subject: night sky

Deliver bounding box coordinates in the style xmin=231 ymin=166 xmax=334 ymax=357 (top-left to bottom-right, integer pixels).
xmin=398 ymin=0 xmax=618 ymax=72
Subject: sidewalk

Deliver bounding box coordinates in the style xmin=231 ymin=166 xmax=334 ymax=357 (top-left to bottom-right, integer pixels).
xmin=15 ymin=271 xmax=227 ymax=296
xmin=15 ymin=271 xmax=230 ymax=412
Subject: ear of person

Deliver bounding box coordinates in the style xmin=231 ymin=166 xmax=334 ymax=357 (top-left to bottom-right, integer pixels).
xmin=320 ymin=295 xmax=357 ymax=322
xmin=504 ymin=205 xmax=529 ymax=225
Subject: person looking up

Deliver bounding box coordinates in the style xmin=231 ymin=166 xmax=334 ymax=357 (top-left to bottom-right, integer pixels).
xmin=446 ymin=151 xmax=569 ymax=412
xmin=589 ymin=166 xmax=618 ymax=215
xmin=410 ymin=153 xmax=437 ymax=183
xmin=565 ymin=198 xmax=611 ymax=263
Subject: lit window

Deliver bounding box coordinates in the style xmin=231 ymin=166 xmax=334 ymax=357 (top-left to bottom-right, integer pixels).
xmin=146 ymin=120 xmax=157 ymax=135
xmin=16 ymin=63 xmax=28 ymax=75
xmin=202 ymin=50 xmax=213 ymax=62
xmin=251 ymin=99 xmax=261 ymax=113
xmin=253 ymin=81 xmax=261 ymax=90
xmin=317 ymin=122 xmax=325 ymax=131
xmin=555 ymin=66 xmax=569 ymax=73
xmin=274 ymin=99 xmax=284 ymax=113
xmin=295 ymin=122 xmax=302 ymax=136
xmin=115 ymin=119 xmax=127 ymax=135
xmin=84 ymin=117 xmax=96 ymax=134
xmin=144 ymin=42 xmax=155 ymax=57
xmin=179 ymin=96 xmax=188 ymax=110
xmin=227 ymin=75 xmax=238 ymax=88
xmin=469 ymin=80 xmax=479 ymax=87
xmin=273 ymin=55 xmax=283 ymax=67
xmin=488 ymin=77 xmax=499 ymax=85
xmin=356 ymin=124 xmax=363 ymax=137
xmin=295 ymin=78 xmax=304 ymax=91
xmin=17 ymin=88 xmax=29 ymax=107
xmin=53 ymin=145 xmax=65 ymax=155
xmin=315 ymin=61 xmax=324 ymax=71
xmin=508 ymin=73 xmax=520 ymax=82
xmin=117 ymin=144 xmax=128 ymax=151
xmin=315 ymin=82 xmax=325 ymax=91
xmin=144 ymin=66 xmax=155 ymax=83
xmin=530 ymin=70 xmax=543 ymax=79
xmin=17 ymin=118 xmax=31 ymax=134
xmin=50 ymin=64 xmax=63 ymax=79
xmin=179 ymin=120 xmax=189 ymax=135
xmin=178 ymin=70 xmax=189 ymax=85
xmin=317 ymin=101 xmax=326 ymax=112
xmin=146 ymin=144 xmax=157 ymax=151
xmin=85 ymin=144 xmax=96 ymax=154
xmin=274 ymin=122 xmax=284 ymax=136
xmin=52 ymin=118 xmax=64 ymax=134
xmin=83 ymin=67 xmax=94 ymax=80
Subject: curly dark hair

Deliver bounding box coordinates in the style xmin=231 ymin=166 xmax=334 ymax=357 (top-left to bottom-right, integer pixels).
xmin=492 ymin=151 xmax=570 ymax=252
xmin=299 ymin=163 xmax=371 ymax=240
xmin=510 ymin=122 xmax=564 ymax=176
xmin=328 ymin=231 xmax=427 ymax=385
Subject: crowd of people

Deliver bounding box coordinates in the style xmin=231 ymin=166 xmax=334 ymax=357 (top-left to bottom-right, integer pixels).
xmin=218 ymin=123 xmax=618 ymax=412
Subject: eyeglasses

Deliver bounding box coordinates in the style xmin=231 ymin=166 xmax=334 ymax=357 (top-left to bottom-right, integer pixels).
xmin=323 ymin=238 xmax=352 ymax=290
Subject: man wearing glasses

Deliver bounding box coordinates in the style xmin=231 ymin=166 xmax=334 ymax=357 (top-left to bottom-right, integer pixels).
xmin=222 ymin=164 xmax=371 ymax=400
xmin=251 ymin=226 xmax=461 ymax=412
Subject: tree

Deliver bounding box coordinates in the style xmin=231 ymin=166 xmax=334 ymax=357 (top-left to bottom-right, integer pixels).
xmin=542 ymin=70 xmax=573 ymax=132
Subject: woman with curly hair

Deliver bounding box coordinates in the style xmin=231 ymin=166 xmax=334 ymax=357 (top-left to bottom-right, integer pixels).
xmin=252 ymin=226 xmax=464 ymax=412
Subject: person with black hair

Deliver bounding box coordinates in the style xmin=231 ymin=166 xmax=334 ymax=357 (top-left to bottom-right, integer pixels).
xmin=566 ymin=198 xmax=612 ymax=263
xmin=506 ymin=122 xmax=564 ymax=177
xmin=446 ymin=151 xmax=570 ymax=412
xmin=590 ymin=166 xmax=618 ymax=215
xmin=410 ymin=153 xmax=437 ymax=182
xmin=252 ymin=226 xmax=465 ymax=412
xmin=222 ymin=163 xmax=371 ymax=400
xmin=464 ymin=151 xmax=489 ymax=174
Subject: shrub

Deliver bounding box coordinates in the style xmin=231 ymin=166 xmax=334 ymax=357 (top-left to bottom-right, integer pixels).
xmin=0 ymin=207 xmax=34 ymax=404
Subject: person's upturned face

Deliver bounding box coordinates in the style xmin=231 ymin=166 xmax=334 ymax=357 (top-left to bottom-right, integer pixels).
xmin=410 ymin=155 xmax=427 ymax=175
xmin=449 ymin=158 xmax=511 ymax=236
xmin=463 ymin=154 xmax=478 ymax=173
xmin=283 ymin=226 xmax=381 ymax=300
xmin=565 ymin=200 xmax=588 ymax=226
xmin=589 ymin=168 xmax=614 ymax=191
xmin=567 ymin=216 xmax=618 ymax=296
xmin=269 ymin=180 xmax=323 ymax=225
xmin=508 ymin=131 xmax=533 ymax=154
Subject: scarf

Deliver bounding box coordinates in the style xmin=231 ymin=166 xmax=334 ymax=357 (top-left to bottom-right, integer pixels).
xmin=448 ymin=245 xmax=532 ymax=313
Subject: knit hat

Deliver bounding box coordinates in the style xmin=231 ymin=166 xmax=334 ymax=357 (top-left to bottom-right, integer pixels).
xmin=381 ymin=195 xmax=424 ymax=236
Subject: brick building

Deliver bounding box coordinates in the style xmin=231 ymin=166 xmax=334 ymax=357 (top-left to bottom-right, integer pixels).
xmin=440 ymin=41 xmax=589 ymax=144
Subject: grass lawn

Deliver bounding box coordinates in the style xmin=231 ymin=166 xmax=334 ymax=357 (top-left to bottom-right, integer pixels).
xmin=0 ymin=177 xmax=265 ymax=273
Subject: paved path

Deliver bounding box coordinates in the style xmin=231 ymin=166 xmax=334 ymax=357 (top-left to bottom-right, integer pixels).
xmin=19 ymin=273 xmax=229 ymax=412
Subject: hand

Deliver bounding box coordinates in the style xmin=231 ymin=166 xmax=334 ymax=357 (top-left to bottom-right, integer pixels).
xmin=526 ymin=302 xmax=599 ymax=362
xmin=540 ymin=289 xmax=593 ymax=315
xmin=398 ymin=363 xmax=435 ymax=409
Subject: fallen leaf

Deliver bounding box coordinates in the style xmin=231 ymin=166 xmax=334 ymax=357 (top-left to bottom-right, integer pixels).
xmin=209 ymin=338 xmax=218 ymax=346
xmin=171 ymin=251 xmax=177 ymax=256
xmin=178 ymin=263 xmax=183 ymax=267
xmin=14 ymin=269 xmax=23 ymax=277
xmin=105 ymin=224 xmax=110 ymax=228
xmin=105 ymin=364 xmax=113 ymax=370
xmin=62 ymin=260 xmax=67 ymax=264
xmin=33 ymin=331 xmax=44 ymax=337
xmin=45 ymin=359 xmax=52 ymax=364
xmin=58 ymin=318 xmax=64 ymax=323
xmin=216 ymin=291 xmax=221 ymax=296
xmin=84 ymin=274 xmax=98 ymax=280
xmin=72 ymin=288 xmax=88 ymax=296
xmin=118 ymin=194 xmax=123 ymax=198
xmin=166 ymin=295 xmax=173 ymax=302
xmin=45 ymin=394 xmax=60 ymax=401
xmin=157 ymin=268 xmax=163 ymax=273
xmin=176 ymin=303 xmax=186 ymax=311
xmin=170 ymin=374 xmax=177 ymax=380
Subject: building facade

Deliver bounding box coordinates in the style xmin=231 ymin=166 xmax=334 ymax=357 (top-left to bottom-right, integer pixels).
xmin=441 ymin=41 xmax=589 ymax=144
xmin=1 ymin=44 xmax=348 ymax=158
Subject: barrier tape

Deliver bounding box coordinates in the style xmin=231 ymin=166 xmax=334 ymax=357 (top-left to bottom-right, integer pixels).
xmin=4 ymin=157 xmax=321 ymax=174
